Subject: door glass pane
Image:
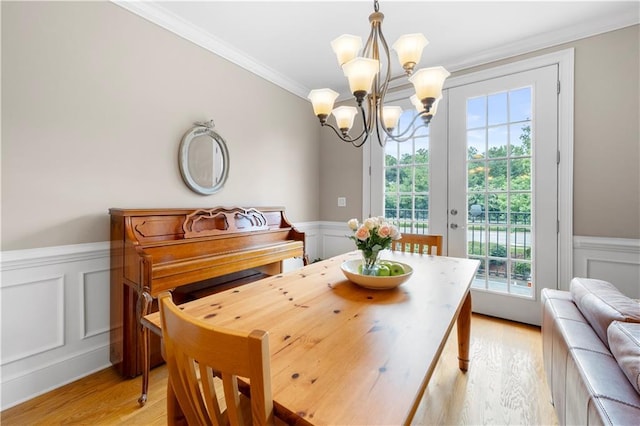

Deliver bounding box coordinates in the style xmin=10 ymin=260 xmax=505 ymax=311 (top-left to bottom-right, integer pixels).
xmin=488 ymin=126 xmax=508 ymax=158
xmin=466 ymin=87 xmax=534 ymax=298
xmin=384 ymin=110 xmax=431 ymax=234
xmin=509 ymin=88 xmax=531 ymax=122
xmin=467 ymin=97 xmax=486 ymax=129
xmin=488 ymin=92 xmax=507 ymax=126
xmin=467 ymin=129 xmax=486 ymax=159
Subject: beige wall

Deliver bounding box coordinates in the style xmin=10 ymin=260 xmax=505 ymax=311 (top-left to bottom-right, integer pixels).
xmin=1 ymin=1 xmax=321 ymax=251
xmin=318 ymin=112 xmax=363 ymax=223
xmin=3 ymin=4 xmax=638 ymax=252
xmin=319 ymin=25 xmax=640 ymax=239
xmin=572 ymin=25 xmax=639 ymax=238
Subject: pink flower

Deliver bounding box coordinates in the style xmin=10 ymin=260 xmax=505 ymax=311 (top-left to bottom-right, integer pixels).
xmin=377 ymin=224 xmax=391 ymax=238
xmin=355 ymin=226 xmax=371 ymax=241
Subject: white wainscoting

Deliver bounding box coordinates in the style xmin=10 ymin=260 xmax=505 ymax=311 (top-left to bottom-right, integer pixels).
xmin=4 ymin=229 xmax=635 ymax=410
xmin=0 ymin=242 xmax=112 ymax=410
xmin=318 ymin=221 xmax=354 ymax=260
xmin=0 ymin=223 xmax=321 ymax=410
xmin=572 ymin=236 xmax=640 ymax=298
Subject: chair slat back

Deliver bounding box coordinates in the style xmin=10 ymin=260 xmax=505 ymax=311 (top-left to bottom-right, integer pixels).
xmin=391 ymin=234 xmax=443 ymax=256
xmin=159 ymin=292 xmax=274 ymax=426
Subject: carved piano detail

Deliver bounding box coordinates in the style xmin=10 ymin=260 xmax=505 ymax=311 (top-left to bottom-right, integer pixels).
xmin=182 ymin=207 xmax=269 ymax=237
xmin=109 ymin=206 xmax=305 ymax=405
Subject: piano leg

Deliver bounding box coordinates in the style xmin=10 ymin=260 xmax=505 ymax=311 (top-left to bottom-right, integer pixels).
xmin=138 ymin=290 xmax=153 ymax=406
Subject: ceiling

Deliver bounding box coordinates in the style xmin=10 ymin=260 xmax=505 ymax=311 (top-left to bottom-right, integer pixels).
xmin=115 ymin=1 xmax=639 ymax=99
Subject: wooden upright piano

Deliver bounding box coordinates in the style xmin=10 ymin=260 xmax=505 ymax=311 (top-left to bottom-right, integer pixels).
xmin=109 ymin=206 xmax=305 ymax=404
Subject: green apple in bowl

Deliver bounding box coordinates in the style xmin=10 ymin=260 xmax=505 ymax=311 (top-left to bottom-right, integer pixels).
xmin=377 ymin=265 xmax=391 ymax=276
xmin=389 ymin=263 xmax=405 ymax=276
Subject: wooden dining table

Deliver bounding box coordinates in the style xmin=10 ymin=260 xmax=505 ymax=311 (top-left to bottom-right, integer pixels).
xmin=143 ymin=250 xmax=479 ymax=425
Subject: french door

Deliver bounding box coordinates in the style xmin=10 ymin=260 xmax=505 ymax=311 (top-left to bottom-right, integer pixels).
xmin=368 ymin=63 xmax=560 ymax=325
xmin=448 ymin=65 xmax=558 ymax=325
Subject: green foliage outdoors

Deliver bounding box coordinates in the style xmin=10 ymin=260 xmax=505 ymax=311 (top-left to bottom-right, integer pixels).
xmin=385 ymin=124 xmax=532 ymax=216
xmin=467 ymin=124 xmax=532 ymax=213
xmin=385 ymin=147 xmax=430 ymax=213
xmin=384 ymin=119 xmax=535 ymax=285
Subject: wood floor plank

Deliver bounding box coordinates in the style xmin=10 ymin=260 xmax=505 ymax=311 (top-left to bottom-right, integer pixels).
xmin=413 ymin=314 xmax=558 ymax=425
xmin=1 ymin=314 xmax=558 ymax=425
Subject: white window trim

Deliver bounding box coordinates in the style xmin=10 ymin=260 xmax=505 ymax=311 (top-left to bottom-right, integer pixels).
xmin=363 ymin=48 xmax=574 ymax=288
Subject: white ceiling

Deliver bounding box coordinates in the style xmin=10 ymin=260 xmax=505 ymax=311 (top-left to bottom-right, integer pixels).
xmin=116 ymin=1 xmax=639 ymax=99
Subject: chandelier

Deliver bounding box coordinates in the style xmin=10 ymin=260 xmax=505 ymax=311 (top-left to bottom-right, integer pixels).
xmin=307 ymin=0 xmax=450 ymax=147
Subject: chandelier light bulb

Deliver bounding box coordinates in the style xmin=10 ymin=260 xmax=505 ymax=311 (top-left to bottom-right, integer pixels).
xmin=332 ymin=106 xmax=359 ymax=132
xmin=331 ymin=35 xmax=363 ymax=66
xmin=381 ymin=106 xmax=403 ymax=130
xmin=392 ymin=33 xmax=428 ymax=73
xmin=307 ymin=88 xmax=339 ymax=119
xmin=408 ymin=66 xmax=450 ymax=109
xmin=342 ymin=57 xmax=380 ymax=101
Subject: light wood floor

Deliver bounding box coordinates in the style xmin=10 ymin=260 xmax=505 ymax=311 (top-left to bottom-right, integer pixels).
xmin=1 ymin=314 xmax=558 ymax=425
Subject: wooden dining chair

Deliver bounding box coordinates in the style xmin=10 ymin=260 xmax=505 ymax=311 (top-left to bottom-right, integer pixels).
xmin=391 ymin=233 xmax=443 ymax=256
xmin=158 ymin=291 xmax=280 ymax=426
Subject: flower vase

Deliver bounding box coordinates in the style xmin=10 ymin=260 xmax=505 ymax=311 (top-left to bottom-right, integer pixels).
xmin=361 ymin=250 xmax=380 ymax=276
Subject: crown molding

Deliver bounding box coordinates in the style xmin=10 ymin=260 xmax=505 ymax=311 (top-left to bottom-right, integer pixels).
xmin=112 ymin=1 xmax=310 ymax=99
xmin=112 ymin=1 xmax=638 ymax=101
xmin=445 ymin=12 xmax=638 ymax=73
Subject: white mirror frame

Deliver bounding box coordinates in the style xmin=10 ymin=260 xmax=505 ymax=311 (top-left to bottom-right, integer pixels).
xmin=178 ymin=120 xmax=230 ymax=195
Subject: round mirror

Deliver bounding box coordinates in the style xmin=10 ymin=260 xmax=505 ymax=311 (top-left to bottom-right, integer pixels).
xmin=179 ymin=121 xmax=229 ymax=195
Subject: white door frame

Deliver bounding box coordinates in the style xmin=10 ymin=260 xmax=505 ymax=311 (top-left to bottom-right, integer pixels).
xmin=363 ymin=48 xmax=574 ymax=288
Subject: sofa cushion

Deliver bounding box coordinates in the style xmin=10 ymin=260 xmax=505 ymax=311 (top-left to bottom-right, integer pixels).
xmin=565 ymin=348 xmax=640 ymax=426
xmin=570 ymin=277 xmax=640 ymax=348
xmin=608 ymin=321 xmax=640 ymax=395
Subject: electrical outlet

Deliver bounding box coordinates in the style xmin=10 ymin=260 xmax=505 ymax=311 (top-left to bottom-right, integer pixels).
xmin=337 ymin=197 xmax=346 ymax=207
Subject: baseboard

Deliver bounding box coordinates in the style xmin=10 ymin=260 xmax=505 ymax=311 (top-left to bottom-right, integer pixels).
xmin=1 ymin=344 xmax=111 ymax=409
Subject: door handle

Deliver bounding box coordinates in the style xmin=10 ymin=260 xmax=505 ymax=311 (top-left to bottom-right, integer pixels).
xmin=450 ymin=223 xmax=458 ymax=229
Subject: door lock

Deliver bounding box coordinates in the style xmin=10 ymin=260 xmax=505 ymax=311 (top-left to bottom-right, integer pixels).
xmin=450 ymin=209 xmax=458 ymax=215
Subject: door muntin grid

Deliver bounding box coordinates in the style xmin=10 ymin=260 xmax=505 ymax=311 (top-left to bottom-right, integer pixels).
xmin=383 ymin=111 xmax=431 ymax=235
xmin=466 ymin=87 xmax=534 ymax=298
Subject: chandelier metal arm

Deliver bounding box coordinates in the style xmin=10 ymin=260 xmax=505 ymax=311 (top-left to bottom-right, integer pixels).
xmin=384 ymin=117 xmax=431 ymax=142
xmin=322 ymin=104 xmax=370 ymax=147
xmin=359 ymin=6 xmax=398 ymax=146
xmin=375 ymin=26 xmax=393 ymax=137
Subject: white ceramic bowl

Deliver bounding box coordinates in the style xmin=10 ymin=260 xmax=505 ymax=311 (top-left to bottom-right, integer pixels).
xmin=340 ymin=259 xmax=413 ymax=290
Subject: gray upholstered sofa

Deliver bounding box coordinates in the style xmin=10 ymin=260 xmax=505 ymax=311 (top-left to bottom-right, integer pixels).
xmin=541 ymin=277 xmax=640 ymax=425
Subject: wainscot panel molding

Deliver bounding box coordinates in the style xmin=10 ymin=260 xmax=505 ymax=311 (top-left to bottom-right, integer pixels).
xmin=318 ymin=221 xmax=354 ymax=260
xmin=572 ymin=236 xmax=640 ymax=298
xmin=0 ymin=224 xmax=320 ymax=410
xmin=1 ymin=242 xmax=111 ymax=410
xmin=8 ymin=230 xmax=632 ymax=409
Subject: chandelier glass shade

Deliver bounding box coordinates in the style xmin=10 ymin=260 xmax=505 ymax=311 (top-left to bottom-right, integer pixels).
xmin=307 ymin=0 xmax=450 ymax=147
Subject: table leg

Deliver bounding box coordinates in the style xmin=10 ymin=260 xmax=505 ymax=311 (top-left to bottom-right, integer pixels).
xmin=456 ymin=291 xmax=472 ymax=372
